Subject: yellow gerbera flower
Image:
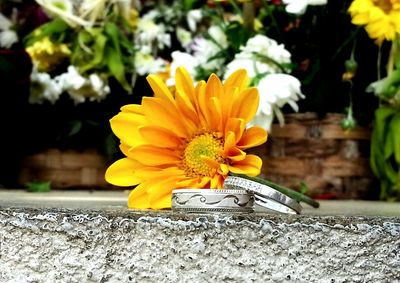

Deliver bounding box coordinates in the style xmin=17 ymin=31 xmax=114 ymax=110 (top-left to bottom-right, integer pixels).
xmin=348 ymin=0 xmax=400 ymax=44
xmin=105 ymin=66 xmax=268 ymax=209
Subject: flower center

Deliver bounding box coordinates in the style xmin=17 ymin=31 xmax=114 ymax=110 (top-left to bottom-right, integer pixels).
xmin=183 ymin=133 xmax=225 ymax=177
xmin=374 ymin=0 xmax=396 ymax=13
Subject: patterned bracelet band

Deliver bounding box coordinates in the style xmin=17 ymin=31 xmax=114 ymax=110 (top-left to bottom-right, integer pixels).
xmin=223 ymin=176 xmax=302 ymax=214
xmin=171 ymin=188 xmax=254 ymax=213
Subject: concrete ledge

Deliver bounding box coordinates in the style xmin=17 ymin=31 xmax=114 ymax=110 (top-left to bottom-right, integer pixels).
xmin=0 ymin=190 xmax=399 ymax=282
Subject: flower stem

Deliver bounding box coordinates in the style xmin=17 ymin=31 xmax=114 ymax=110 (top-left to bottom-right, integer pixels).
xmin=387 ymin=41 xmax=396 ymax=76
xmin=230 ymin=173 xmax=320 ymax=208
xmin=242 ymin=1 xmax=255 ymax=32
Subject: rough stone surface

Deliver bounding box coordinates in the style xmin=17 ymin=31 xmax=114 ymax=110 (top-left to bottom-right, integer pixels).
xmin=0 ymin=206 xmax=399 ymax=283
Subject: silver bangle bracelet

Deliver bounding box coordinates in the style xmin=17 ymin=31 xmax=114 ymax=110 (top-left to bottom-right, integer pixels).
xmin=254 ymin=193 xmax=298 ymax=215
xmin=171 ymin=188 xmax=254 ymax=213
xmin=223 ymin=176 xmax=302 ymax=214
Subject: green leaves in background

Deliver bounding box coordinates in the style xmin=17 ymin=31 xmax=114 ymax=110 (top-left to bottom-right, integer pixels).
xmin=25 ymin=181 xmax=52 ymax=193
xmin=25 ymin=17 xmax=135 ymax=93
xmin=370 ymin=106 xmax=400 ymax=201
xmin=71 ymin=22 xmax=134 ymax=93
xmin=24 ymin=18 xmax=70 ymax=46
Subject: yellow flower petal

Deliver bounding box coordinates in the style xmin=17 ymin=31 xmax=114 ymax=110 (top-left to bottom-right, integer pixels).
xmin=134 ymin=166 xmax=185 ymax=180
xmin=139 ymin=126 xmax=183 ymax=148
xmin=146 ymin=74 xmax=175 ymax=104
xmin=225 ymin=118 xmax=245 ymax=143
xmin=150 ymin=192 xmax=172 ymax=209
xmin=128 ymin=184 xmax=150 ymax=209
xmin=105 ymin=158 xmax=141 ymax=186
xmin=231 ymin=88 xmax=259 ymax=123
xmin=129 ymin=145 xmax=180 ymax=166
xmin=238 ymin=127 xmax=268 ymax=149
xmin=223 ymin=69 xmax=249 ymax=94
xmin=141 ymin=97 xmax=188 ymax=137
xmin=209 ymin=96 xmax=223 ymax=131
xmin=223 ymin=131 xmax=246 ymax=161
xmin=210 ymin=174 xmax=224 ymax=188
xmin=175 ymin=66 xmax=196 ymax=104
xmin=229 ymin=154 xmax=262 ymax=176
xmin=206 ymin=73 xmax=224 ymax=99
xmin=120 ymin=104 xmax=143 ymax=114
xmin=110 ymin=112 xmax=147 ymax=147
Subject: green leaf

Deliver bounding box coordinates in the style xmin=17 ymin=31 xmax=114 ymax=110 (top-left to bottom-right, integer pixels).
xmin=374 ymin=107 xmax=396 ymax=144
xmin=384 ymin=123 xmax=394 ymax=159
xmin=299 ymin=181 xmax=309 ymax=195
xmin=24 ymin=18 xmax=69 ymax=46
xmin=106 ymin=46 xmax=131 ymax=92
xmin=370 ymin=128 xmax=384 ymax=178
xmin=79 ymin=33 xmax=108 ymax=73
xmin=25 ymin=181 xmax=52 ymax=193
xmin=104 ymin=132 xmax=119 ymax=161
xmin=104 ymin=22 xmax=122 ymax=54
xmin=384 ymin=159 xmax=399 ymax=184
xmin=390 ymin=113 xmax=400 ymax=164
xmin=101 ymin=22 xmax=132 ymax=92
xmin=183 ymin=0 xmax=197 ymax=10
xmin=67 ymin=120 xmax=83 ymax=137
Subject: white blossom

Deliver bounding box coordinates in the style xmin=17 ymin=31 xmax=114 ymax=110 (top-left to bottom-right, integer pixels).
xmin=0 ymin=13 xmax=18 ymax=48
xmin=79 ymin=0 xmax=107 ymax=25
xmin=36 ymin=0 xmax=91 ymax=27
xmin=248 ymin=74 xmax=304 ymax=131
xmin=240 ymin=35 xmax=290 ymax=70
xmin=88 ymin=73 xmax=110 ymax=99
xmin=134 ymin=51 xmax=167 ymax=76
xmin=0 ymin=13 xmax=12 ymax=30
xmin=225 ymin=34 xmax=291 ymax=79
xmin=55 ymin=65 xmax=110 ymax=104
xmin=56 ymin=65 xmax=86 ymax=91
xmin=176 ymin=27 xmax=192 ymax=48
xmin=29 ymin=68 xmax=63 ymax=104
xmin=190 ymin=25 xmax=228 ymax=71
xmin=366 ymin=78 xmax=388 ymax=96
xmin=186 ymin=9 xmax=202 ymax=32
xmin=282 ymin=0 xmax=327 ymax=15
xmin=0 ymin=30 xmax=18 ymax=48
xmin=167 ymin=51 xmax=198 ymax=86
xmin=135 ymin=14 xmax=171 ymax=50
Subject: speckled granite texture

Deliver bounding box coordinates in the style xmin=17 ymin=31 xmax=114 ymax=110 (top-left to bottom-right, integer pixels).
xmin=0 ymin=207 xmax=399 ymax=283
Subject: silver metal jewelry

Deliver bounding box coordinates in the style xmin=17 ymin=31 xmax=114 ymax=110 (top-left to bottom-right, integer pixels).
xmin=223 ymin=176 xmax=302 ymax=214
xmin=171 ymin=188 xmax=254 ymax=213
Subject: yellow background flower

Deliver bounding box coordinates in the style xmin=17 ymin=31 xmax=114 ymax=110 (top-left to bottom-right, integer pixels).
xmin=105 ymin=67 xmax=268 ymax=209
xmin=349 ymin=0 xmax=400 ymax=44
xmin=26 ymin=36 xmax=71 ymax=71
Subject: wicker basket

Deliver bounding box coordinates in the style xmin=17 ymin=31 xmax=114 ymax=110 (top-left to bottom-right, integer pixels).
xmin=250 ymin=113 xmax=378 ymax=199
xmin=18 ymin=148 xmax=111 ymax=189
